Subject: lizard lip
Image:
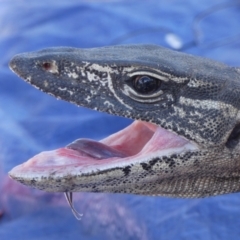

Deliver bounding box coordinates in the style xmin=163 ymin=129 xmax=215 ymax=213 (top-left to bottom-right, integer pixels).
xmin=9 ymin=121 xmax=198 ymax=182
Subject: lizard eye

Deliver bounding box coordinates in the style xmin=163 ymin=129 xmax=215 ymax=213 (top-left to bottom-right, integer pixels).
xmin=122 ymin=73 xmax=165 ymax=103
xmin=133 ymin=76 xmax=160 ymax=94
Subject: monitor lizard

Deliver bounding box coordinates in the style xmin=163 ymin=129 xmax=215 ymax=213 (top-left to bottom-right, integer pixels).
xmin=8 ymin=44 xmax=240 ymax=198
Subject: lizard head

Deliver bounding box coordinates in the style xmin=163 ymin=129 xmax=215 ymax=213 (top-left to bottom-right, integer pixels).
xmin=8 ymin=45 xmax=240 ymax=197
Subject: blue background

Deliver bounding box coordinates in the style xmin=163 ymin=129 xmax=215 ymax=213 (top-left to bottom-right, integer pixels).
xmin=1 ymin=0 xmax=240 ymax=239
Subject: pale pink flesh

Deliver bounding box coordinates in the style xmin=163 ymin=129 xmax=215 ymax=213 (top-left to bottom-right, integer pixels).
xmin=9 ymin=121 xmax=195 ymax=177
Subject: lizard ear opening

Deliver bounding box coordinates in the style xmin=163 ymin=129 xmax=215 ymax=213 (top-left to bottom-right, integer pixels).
xmin=226 ymin=123 xmax=240 ymax=149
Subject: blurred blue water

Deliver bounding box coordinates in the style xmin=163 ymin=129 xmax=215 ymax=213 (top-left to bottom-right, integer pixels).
xmin=1 ymin=0 xmax=240 ymax=239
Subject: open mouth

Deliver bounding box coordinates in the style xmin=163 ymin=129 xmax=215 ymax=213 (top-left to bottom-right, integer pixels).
xmin=9 ymin=119 xmax=198 ymax=220
xmin=9 ymin=120 xmax=198 ymax=178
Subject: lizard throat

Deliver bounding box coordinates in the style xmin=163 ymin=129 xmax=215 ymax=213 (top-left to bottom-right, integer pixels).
xmin=9 ymin=121 xmax=198 ymax=181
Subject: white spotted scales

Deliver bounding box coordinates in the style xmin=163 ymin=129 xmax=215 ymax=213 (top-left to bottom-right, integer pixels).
xmin=8 ymin=44 xmax=240 ymax=198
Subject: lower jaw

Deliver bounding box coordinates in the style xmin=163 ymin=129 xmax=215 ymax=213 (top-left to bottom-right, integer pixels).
xmin=8 ymin=120 xmax=198 ymax=190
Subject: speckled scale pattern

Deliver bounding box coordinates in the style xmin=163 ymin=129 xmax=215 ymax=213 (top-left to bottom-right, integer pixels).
xmin=9 ymin=44 xmax=240 ymax=197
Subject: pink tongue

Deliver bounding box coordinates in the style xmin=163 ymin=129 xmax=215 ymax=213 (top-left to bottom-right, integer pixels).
xmin=66 ymin=139 xmax=128 ymax=159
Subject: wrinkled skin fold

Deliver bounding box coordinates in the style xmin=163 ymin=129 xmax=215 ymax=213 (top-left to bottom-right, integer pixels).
xmin=8 ymin=44 xmax=240 ymax=197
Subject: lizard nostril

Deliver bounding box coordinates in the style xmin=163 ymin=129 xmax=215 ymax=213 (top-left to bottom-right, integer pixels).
xmin=226 ymin=123 xmax=240 ymax=149
xmin=42 ymin=62 xmax=52 ymax=71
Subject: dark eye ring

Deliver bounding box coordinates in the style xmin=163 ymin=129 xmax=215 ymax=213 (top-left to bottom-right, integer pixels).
xmin=133 ymin=75 xmax=160 ymax=94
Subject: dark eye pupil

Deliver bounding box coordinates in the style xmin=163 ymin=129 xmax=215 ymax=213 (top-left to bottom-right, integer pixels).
xmin=42 ymin=62 xmax=52 ymax=70
xmin=134 ymin=76 xmax=158 ymax=94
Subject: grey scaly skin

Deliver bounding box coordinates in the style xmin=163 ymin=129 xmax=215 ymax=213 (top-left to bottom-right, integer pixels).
xmin=8 ymin=44 xmax=240 ymax=197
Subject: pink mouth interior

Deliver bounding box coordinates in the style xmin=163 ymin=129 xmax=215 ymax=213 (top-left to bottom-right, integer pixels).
xmin=101 ymin=121 xmax=189 ymax=156
xmin=9 ymin=121 xmax=193 ymax=176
